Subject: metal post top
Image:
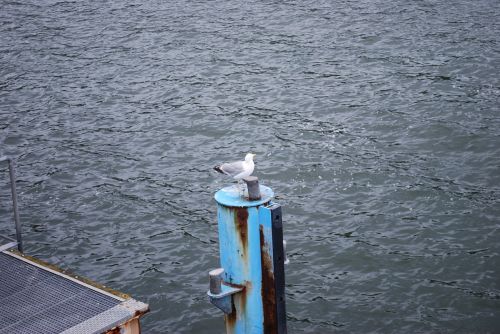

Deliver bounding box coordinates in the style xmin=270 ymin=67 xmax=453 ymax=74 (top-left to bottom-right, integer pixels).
xmin=214 ymin=184 xmax=274 ymax=207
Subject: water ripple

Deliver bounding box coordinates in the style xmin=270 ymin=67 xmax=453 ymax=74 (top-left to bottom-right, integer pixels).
xmin=1 ymin=0 xmax=500 ymax=332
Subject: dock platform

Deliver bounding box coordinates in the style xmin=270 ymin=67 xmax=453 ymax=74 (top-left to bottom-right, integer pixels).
xmin=0 ymin=250 xmax=149 ymax=334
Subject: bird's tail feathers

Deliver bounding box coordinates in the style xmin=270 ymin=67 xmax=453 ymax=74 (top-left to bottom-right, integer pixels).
xmin=213 ymin=165 xmax=224 ymax=174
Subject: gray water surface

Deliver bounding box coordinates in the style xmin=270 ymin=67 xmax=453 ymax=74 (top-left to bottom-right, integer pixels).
xmin=1 ymin=0 xmax=500 ymax=333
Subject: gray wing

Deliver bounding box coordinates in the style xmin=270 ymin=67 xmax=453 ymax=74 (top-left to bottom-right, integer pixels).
xmin=219 ymin=161 xmax=245 ymax=177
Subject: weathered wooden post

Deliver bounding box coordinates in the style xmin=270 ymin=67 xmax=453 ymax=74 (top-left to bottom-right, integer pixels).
xmin=208 ymin=177 xmax=287 ymax=333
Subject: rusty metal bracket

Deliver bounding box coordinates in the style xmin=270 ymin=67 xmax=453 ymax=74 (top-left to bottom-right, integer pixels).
xmin=207 ymin=268 xmax=244 ymax=314
xmin=269 ymin=204 xmax=287 ymax=334
xmin=207 ymin=283 xmax=244 ymax=314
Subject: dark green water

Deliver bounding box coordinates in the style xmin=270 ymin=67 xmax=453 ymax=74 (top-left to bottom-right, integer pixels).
xmin=1 ymin=0 xmax=499 ymax=332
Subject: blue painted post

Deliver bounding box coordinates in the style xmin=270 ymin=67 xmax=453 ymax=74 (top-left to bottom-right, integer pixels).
xmin=208 ymin=181 xmax=287 ymax=334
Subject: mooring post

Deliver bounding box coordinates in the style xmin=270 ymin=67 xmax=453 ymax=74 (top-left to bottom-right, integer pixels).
xmin=208 ymin=178 xmax=287 ymax=334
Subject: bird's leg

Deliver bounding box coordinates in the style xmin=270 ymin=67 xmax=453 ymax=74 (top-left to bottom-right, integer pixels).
xmin=238 ymin=179 xmax=247 ymax=197
xmin=238 ymin=179 xmax=243 ymax=196
xmin=235 ymin=179 xmax=240 ymax=195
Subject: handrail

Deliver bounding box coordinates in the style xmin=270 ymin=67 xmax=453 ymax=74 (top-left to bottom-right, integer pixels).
xmin=1 ymin=156 xmax=23 ymax=252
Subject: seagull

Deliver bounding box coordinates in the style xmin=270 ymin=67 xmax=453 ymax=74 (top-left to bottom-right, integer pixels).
xmin=214 ymin=153 xmax=256 ymax=191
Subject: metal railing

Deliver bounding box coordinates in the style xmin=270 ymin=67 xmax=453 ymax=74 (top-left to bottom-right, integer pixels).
xmin=0 ymin=156 xmax=23 ymax=252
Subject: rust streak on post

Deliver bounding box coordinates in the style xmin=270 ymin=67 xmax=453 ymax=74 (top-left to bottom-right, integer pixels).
xmin=239 ymin=281 xmax=249 ymax=315
xmin=225 ymin=299 xmax=237 ymax=330
xmin=121 ymin=317 xmax=142 ymax=334
xmin=233 ymin=207 xmax=249 ymax=254
xmin=224 ymin=282 xmax=248 ymax=332
xmin=260 ymin=226 xmax=277 ymax=334
xmin=106 ymin=317 xmax=142 ymax=334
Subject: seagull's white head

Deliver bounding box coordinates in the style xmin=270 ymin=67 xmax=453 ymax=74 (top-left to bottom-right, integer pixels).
xmin=245 ymin=153 xmax=256 ymax=162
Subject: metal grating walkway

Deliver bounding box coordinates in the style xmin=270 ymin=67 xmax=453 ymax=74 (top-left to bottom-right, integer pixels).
xmin=0 ymin=251 xmax=147 ymax=334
